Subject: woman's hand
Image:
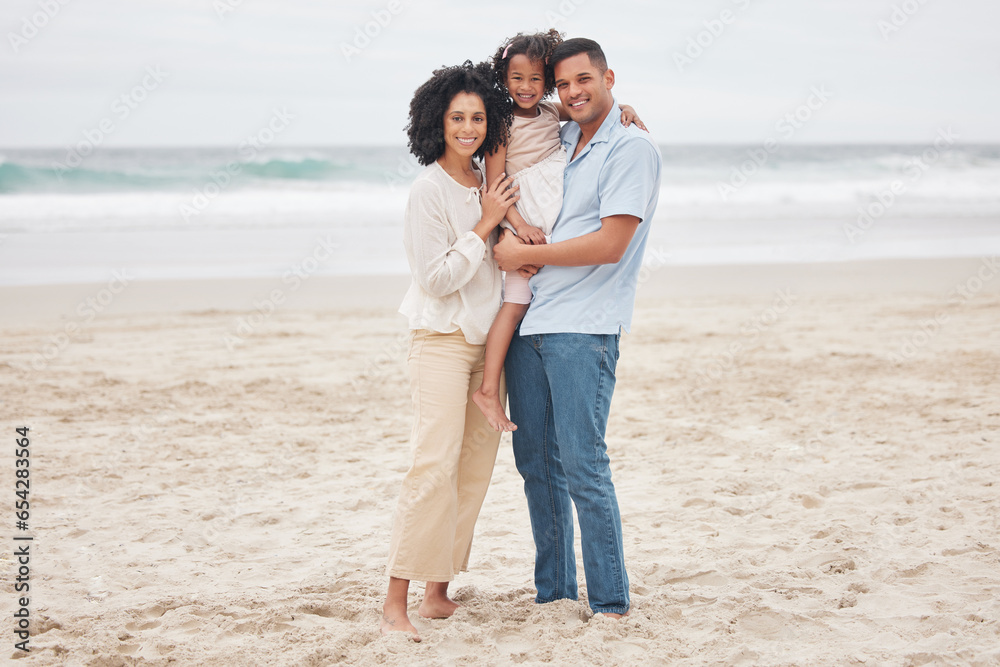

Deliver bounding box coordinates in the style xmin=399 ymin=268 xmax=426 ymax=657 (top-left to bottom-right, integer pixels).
xmin=481 ymin=173 xmax=519 ymax=227
xmin=619 ymin=104 xmax=648 ymax=132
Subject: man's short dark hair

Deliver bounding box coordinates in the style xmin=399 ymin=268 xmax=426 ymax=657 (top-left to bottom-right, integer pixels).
xmin=550 ymin=38 xmax=608 ymax=73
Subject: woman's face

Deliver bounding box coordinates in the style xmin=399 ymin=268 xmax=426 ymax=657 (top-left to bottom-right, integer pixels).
xmin=441 ymin=92 xmax=486 ymax=160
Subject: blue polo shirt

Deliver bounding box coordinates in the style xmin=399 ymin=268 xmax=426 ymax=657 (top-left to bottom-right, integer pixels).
xmin=520 ymin=100 xmax=662 ymax=335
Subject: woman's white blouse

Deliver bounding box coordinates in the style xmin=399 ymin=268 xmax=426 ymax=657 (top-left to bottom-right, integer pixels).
xmin=398 ymin=160 xmax=502 ymax=345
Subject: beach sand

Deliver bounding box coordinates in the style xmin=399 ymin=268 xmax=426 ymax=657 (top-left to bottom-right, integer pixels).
xmin=1 ymin=258 xmax=999 ymax=665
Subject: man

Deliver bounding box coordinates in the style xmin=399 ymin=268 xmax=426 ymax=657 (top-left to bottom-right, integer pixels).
xmin=492 ymin=37 xmax=662 ymax=617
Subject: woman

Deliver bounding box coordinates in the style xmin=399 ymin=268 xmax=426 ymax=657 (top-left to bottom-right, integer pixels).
xmin=380 ymin=61 xmax=518 ymax=641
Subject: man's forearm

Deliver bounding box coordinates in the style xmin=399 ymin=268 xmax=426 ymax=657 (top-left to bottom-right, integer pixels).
xmin=516 ymin=224 xmax=632 ymax=267
xmin=516 ymin=234 xmax=613 ymax=267
xmin=494 ymin=215 xmax=640 ymax=271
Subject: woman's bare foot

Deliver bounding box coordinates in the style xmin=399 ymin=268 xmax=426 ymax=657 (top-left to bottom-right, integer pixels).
xmin=380 ymin=602 xmax=421 ymax=641
xmin=472 ymin=387 xmax=517 ymax=432
xmin=419 ymin=582 xmax=461 ymax=619
xmin=418 ymin=595 xmax=460 ymax=619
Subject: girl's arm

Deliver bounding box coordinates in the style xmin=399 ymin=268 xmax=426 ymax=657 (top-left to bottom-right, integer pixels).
xmin=486 ymin=145 xmax=546 ymax=244
xmin=484 ymin=144 xmax=508 ymax=188
xmin=553 ymin=101 xmax=647 ymax=131
xmin=619 ymin=104 xmax=647 ymax=131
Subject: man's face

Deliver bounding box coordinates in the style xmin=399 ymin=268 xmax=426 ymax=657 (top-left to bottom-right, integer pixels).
xmin=553 ymin=53 xmax=614 ymax=127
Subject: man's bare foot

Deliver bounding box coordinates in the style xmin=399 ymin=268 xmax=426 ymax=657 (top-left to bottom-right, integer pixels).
xmin=472 ymin=387 xmax=517 ymax=432
xmin=597 ymin=610 xmax=630 ymax=620
xmin=418 ymin=595 xmax=460 ymax=619
xmin=380 ymin=604 xmax=421 ymax=641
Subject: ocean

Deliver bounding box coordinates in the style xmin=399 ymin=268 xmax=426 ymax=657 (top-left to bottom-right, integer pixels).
xmin=1 ymin=144 xmax=999 ymax=285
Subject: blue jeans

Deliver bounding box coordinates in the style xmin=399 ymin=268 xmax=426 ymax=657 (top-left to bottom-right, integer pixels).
xmin=505 ymin=328 xmax=629 ymax=614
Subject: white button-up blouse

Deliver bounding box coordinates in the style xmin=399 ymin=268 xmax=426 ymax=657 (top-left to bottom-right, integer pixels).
xmin=398 ymin=160 xmax=502 ymax=345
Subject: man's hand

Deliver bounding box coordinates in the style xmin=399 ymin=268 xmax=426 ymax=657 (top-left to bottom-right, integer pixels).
xmin=494 ymin=229 xmax=526 ymax=272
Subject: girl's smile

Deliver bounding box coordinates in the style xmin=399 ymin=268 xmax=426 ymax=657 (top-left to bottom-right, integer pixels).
xmin=506 ymin=54 xmax=546 ymax=118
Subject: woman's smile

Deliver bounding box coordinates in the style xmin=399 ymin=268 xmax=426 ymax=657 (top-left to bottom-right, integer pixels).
xmin=442 ymin=92 xmax=487 ymax=157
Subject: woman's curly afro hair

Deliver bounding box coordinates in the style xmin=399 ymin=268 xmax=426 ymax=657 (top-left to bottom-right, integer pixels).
xmin=491 ymin=29 xmax=564 ymax=100
xmin=406 ymin=60 xmax=512 ymax=166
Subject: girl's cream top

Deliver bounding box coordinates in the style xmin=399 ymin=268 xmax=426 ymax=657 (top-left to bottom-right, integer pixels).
xmin=504 ymin=100 xmax=561 ymax=175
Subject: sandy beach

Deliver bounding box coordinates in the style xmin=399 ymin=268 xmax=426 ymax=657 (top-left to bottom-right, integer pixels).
xmin=2 ymin=258 xmax=999 ymax=666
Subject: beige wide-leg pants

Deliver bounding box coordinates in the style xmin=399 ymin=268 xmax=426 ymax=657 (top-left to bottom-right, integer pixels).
xmin=386 ymin=329 xmax=504 ymax=582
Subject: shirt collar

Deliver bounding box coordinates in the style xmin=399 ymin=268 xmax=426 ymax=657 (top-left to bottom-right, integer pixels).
xmin=562 ymin=97 xmax=620 ymax=161
xmin=591 ymin=97 xmax=621 ymax=146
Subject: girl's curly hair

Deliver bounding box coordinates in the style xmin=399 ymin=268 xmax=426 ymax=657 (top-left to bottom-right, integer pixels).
xmin=491 ymin=29 xmax=564 ymax=99
xmin=405 ymin=60 xmax=512 ymax=166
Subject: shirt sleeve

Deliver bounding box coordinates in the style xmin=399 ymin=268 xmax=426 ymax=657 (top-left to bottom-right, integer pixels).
xmin=598 ymin=134 xmax=661 ymax=222
xmin=540 ymin=100 xmax=560 ymax=123
xmin=403 ymin=179 xmax=486 ymax=298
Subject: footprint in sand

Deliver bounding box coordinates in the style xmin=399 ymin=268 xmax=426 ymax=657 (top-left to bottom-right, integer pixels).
xmin=124 ymin=602 xmax=179 ymax=632
xmin=296 ymin=602 xmax=357 ymax=622
xmin=798 ymin=552 xmax=857 ymax=574
xmin=667 ymin=570 xmax=728 ymax=586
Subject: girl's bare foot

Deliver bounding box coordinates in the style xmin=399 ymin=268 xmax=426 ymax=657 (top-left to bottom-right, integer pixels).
xmin=380 ymin=603 xmax=421 ymax=641
xmin=418 ymin=595 xmax=460 ymax=619
xmin=472 ymin=387 xmax=517 ymax=432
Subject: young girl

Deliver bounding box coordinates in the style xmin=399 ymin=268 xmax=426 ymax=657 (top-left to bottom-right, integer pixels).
xmin=472 ymin=30 xmax=646 ymax=432
xmin=381 ymin=61 xmax=518 ymax=641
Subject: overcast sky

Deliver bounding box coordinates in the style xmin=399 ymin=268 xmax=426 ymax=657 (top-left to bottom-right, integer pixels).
xmin=2 ymin=0 xmax=998 ymax=148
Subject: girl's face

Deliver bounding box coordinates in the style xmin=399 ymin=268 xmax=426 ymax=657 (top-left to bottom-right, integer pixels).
xmin=506 ymin=54 xmax=546 ymax=116
xmin=441 ymin=92 xmax=486 ymax=160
